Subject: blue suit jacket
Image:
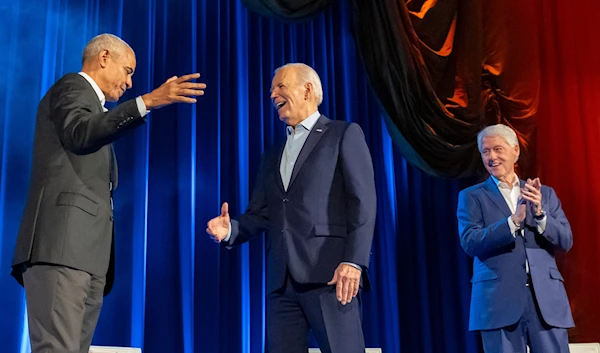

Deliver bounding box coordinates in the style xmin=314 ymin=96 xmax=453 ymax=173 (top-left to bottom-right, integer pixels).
xmin=227 ymin=115 xmax=376 ymax=294
xmin=457 ymin=177 xmax=574 ymax=331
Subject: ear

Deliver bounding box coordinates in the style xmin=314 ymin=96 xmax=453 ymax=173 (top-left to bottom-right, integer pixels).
xmin=304 ymin=82 xmax=313 ymax=100
xmin=513 ymin=144 xmax=520 ymax=162
xmin=98 ymin=49 xmax=110 ymax=68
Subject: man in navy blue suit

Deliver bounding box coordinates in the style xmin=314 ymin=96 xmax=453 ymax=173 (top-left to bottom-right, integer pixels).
xmin=206 ymin=63 xmax=376 ymax=353
xmin=457 ymin=124 xmax=574 ymax=352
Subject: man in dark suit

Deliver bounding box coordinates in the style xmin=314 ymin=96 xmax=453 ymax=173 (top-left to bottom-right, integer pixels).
xmin=206 ymin=63 xmax=376 ymax=353
xmin=11 ymin=33 xmax=206 ymax=353
xmin=457 ymin=124 xmax=574 ymax=353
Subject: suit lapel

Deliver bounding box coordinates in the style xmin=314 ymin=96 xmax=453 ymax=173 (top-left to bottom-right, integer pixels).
xmin=482 ymin=177 xmax=512 ymax=217
xmin=110 ymin=144 xmax=118 ymax=189
xmin=275 ymin=143 xmax=285 ymax=194
xmin=76 ymin=73 xmax=105 ymax=113
xmin=77 ymin=74 xmax=117 ymax=189
xmin=287 ymin=115 xmax=330 ymax=191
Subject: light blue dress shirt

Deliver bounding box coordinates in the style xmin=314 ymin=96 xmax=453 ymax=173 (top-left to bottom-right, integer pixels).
xmin=279 ymin=111 xmax=321 ymax=190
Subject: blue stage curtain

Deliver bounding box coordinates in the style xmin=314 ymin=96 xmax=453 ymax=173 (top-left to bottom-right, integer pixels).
xmin=0 ymin=0 xmax=479 ymax=352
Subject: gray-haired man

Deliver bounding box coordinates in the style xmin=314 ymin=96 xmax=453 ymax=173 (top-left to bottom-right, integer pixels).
xmin=12 ymin=33 xmax=206 ymax=353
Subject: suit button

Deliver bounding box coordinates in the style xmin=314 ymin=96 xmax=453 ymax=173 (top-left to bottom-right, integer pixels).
xmin=282 ymin=198 xmax=289 ymax=203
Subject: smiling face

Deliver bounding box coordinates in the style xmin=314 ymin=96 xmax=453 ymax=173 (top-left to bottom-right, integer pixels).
xmin=96 ymin=48 xmax=136 ymax=102
xmin=480 ymin=135 xmax=520 ymax=183
xmin=269 ymin=67 xmax=316 ymax=127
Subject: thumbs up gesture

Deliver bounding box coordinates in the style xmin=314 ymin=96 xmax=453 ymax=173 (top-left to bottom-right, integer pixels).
xmin=206 ymin=202 xmax=230 ymax=243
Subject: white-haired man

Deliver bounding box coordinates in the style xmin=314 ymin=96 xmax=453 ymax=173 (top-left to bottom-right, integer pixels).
xmin=11 ymin=33 xmax=206 ymax=353
xmin=207 ymin=63 xmax=376 ymax=353
xmin=457 ymin=124 xmax=574 ymax=352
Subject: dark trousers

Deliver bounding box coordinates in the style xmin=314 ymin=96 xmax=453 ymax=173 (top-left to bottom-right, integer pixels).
xmin=23 ymin=264 xmax=106 ymax=353
xmin=266 ymin=273 xmax=365 ymax=353
xmin=481 ymin=281 xmax=570 ymax=353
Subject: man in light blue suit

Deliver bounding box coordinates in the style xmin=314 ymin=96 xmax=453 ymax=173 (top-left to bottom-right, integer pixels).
xmin=457 ymin=124 xmax=574 ymax=353
xmin=206 ymin=63 xmax=376 ymax=353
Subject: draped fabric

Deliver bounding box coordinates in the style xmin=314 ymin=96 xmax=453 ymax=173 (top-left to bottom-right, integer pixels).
xmin=1 ymin=1 xmax=598 ymax=353
xmin=241 ymin=0 xmax=541 ymax=178
xmin=1 ymin=1 xmax=479 ymax=353
xmin=352 ymin=0 xmax=541 ymax=178
xmin=240 ymin=0 xmax=332 ymax=22
xmin=241 ymin=0 xmax=600 ymax=344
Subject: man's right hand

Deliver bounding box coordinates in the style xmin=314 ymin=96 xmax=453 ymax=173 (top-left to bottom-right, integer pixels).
xmin=142 ymin=73 xmax=206 ymax=110
xmin=512 ymin=199 xmax=527 ymax=226
xmin=206 ymin=202 xmax=230 ymax=243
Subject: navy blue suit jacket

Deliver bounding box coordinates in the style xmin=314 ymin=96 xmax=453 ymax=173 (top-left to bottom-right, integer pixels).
xmin=227 ymin=115 xmax=376 ymax=294
xmin=457 ymin=177 xmax=574 ymax=331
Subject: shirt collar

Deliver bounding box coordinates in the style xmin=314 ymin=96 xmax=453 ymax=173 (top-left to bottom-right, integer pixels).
xmin=78 ymin=72 xmax=106 ymax=110
xmin=491 ymin=174 xmax=519 ymax=189
xmin=286 ymin=111 xmax=321 ymax=136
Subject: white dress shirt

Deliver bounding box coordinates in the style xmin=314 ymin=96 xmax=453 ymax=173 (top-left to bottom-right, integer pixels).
xmin=78 ymin=72 xmax=150 ymax=116
xmin=492 ymin=174 xmax=547 ymax=274
xmin=491 ymin=174 xmax=547 ymax=236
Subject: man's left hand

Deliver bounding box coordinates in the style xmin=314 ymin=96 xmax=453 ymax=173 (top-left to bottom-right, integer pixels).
xmin=327 ymin=263 xmax=361 ymax=305
xmin=522 ymin=177 xmax=543 ymax=216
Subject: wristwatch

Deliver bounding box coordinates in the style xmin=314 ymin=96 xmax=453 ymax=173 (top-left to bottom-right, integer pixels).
xmin=534 ymin=210 xmax=546 ymax=220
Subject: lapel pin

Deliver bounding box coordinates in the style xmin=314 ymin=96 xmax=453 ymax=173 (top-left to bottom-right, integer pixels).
xmin=316 ymin=128 xmax=322 ymax=133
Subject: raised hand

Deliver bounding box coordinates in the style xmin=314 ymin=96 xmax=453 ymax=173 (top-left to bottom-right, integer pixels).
xmin=206 ymin=202 xmax=230 ymax=243
xmin=522 ymin=178 xmax=543 ymax=215
xmin=142 ymin=73 xmax=206 ymax=110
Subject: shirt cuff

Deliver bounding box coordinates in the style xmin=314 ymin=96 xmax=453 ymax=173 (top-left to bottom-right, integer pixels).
xmin=135 ymin=96 xmax=151 ymax=117
xmin=507 ymin=216 xmax=518 ymax=238
xmin=341 ymin=262 xmax=362 ymax=271
xmin=536 ymin=215 xmax=547 ymax=234
xmin=223 ymin=221 xmax=232 ymax=242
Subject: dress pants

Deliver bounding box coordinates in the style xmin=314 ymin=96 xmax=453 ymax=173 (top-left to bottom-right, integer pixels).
xmin=481 ymin=278 xmax=570 ymax=353
xmin=23 ymin=263 xmax=106 ymax=353
xmin=266 ymin=273 xmax=365 ymax=353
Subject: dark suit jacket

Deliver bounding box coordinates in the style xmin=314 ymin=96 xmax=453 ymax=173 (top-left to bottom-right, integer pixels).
xmin=12 ymin=73 xmax=145 ymax=295
xmin=457 ymin=177 xmax=574 ymax=330
xmin=227 ymin=115 xmax=377 ymax=294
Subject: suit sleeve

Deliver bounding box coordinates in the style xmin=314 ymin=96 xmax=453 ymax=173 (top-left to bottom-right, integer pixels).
xmin=339 ymin=123 xmax=376 ymax=269
xmin=457 ymin=189 xmax=516 ymax=258
xmin=226 ymin=154 xmax=270 ymax=248
xmin=540 ymin=187 xmax=573 ymax=251
xmin=51 ymin=78 xmax=145 ymax=155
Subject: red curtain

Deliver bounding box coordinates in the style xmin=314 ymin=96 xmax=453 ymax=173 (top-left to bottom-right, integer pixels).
xmin=537 ymin=0 xmax=600 ymax=342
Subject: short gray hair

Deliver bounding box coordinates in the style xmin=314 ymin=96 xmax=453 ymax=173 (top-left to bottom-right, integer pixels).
xmin=82 ymin=33 xmax=134 ymax=64
xmin=275 ymin=63 xmax=323 ymax=105
xmin=477 ymin=124 xmax=519 ymax=152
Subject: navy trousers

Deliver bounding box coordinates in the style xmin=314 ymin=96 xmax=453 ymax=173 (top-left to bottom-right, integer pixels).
xmin=266 ymin=273 xmax=365 ymax=353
